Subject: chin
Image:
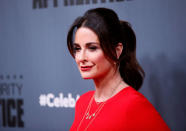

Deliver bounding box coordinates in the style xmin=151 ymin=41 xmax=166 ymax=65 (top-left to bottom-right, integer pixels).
xmin=81 ymin=75 xmax=93 ymax=79
xmin=80 ymin=73 xmax=95 ymax=79
xmin=83 ymin=77 xmax=92 ymax=80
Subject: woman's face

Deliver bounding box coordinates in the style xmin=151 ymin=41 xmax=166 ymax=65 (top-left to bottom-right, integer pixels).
xmin=74 ymin=27 xmax=114 ymax=79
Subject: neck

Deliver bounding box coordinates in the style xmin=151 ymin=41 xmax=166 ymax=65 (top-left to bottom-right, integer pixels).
xmin=93 ymin=69 xmax=128 ymax=102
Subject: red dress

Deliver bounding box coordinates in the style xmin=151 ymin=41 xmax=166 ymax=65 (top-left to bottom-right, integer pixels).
xmin=70 ymin=87 xmax=170 ymax=131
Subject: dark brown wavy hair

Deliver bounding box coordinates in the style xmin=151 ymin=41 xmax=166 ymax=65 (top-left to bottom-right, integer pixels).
xmin=67 ymin=8 xmax=145 ymax=90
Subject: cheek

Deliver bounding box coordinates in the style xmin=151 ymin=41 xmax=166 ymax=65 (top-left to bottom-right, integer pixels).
xmin=92 ymin=53 xmax=105 ymax=63
xmin=88 ymin=51 xmax=105 ymax=64
xmin=74 ymin=53 xmax=82 ymax=65
xmin=74 ymin=55 xmax=79 ymax=64
xmin=92 ymin=52 xmax=112 ymax=69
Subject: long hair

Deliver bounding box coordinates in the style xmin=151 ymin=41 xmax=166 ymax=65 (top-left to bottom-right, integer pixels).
xmin=67 ymin=8 xmax=145 ymax=90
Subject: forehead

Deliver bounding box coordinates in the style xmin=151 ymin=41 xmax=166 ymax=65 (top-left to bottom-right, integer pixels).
xmin=74 ymin=27 xmax=99 ymax=44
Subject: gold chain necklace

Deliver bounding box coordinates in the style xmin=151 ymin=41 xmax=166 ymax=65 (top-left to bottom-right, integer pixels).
xmin=85 ymin=97 xmax=105 ymax=120
xmin=77 ymin=94 xmax=106 ymax=131
xmin=84 ymin=101 xmax=106 ymax=131
xmin=77 ymin=80 xmax=122 ymax=131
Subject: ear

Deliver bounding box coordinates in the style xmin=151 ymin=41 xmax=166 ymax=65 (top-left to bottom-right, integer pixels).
xmin=115 ymin=43 xmax=123 ymax=59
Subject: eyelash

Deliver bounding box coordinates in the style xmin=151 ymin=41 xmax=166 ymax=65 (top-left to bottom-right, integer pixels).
xmin=73 ymin=46 xmax=98 ymax=52
xmin=88 ymin=46 xmax=98 ymax=50
xmin=73 ymin=47 xmax=81 ymax=51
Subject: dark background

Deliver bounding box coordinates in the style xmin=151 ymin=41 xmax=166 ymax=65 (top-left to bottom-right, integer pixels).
xmin=0 ymin=0 xmax=186 ymax=130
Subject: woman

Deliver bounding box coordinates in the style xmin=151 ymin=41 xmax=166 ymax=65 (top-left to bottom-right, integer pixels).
xmin=67 ymin=8 xmax=170 ymax=131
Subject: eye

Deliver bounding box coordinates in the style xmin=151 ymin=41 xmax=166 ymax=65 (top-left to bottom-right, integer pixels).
xmin=88 ymin=46 xmax=98 ymax=51
xmin=73 ymin=45 xmax=81 ymax=52
xmin=74 ymin=47 xmax=81 ymax=51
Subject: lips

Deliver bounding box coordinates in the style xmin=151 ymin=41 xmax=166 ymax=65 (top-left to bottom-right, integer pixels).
xmin=80 ymin=66 xmax=93 ymax=71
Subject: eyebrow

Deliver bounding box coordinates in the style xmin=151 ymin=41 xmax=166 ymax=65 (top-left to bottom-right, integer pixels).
xmin=73 ymin=42 xmax=99 ymax=45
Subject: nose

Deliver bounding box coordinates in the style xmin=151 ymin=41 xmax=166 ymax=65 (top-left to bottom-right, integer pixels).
xmin=75 ymin=49 xmax=87 ymax=63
